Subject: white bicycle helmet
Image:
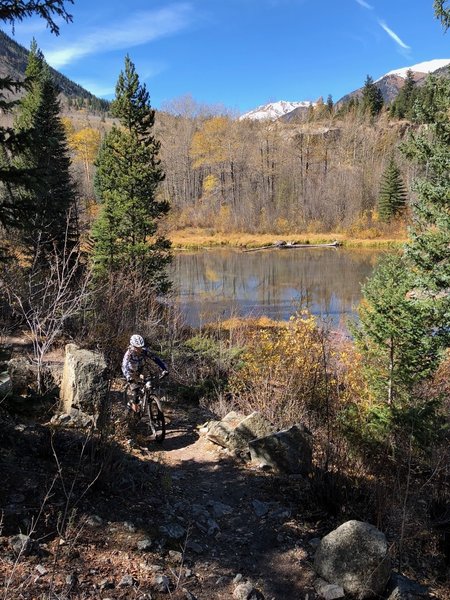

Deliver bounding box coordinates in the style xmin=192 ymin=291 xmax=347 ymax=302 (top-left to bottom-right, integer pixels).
xmin=130 ymin=334 xmax=145 ymax=348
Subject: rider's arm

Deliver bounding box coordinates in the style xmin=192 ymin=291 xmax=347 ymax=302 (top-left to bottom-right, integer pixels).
xmin=144 ymin=348 xmax=168 ymax=373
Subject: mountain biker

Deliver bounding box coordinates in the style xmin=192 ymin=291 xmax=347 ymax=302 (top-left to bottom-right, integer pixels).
xmin=122 ymin=334 xmax=168 ymax=413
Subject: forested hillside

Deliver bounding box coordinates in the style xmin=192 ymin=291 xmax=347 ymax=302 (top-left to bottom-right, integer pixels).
xmin=0 ymin=30 xmax=109 ymax=113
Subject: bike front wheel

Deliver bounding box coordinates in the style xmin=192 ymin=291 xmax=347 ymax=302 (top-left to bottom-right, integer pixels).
xmin=146 ymin=394 xmax=166 ymax=443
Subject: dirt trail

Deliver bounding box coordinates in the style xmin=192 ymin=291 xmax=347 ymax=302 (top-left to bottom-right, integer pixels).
xmin=144 ymin=400 xmax=319 ymax=599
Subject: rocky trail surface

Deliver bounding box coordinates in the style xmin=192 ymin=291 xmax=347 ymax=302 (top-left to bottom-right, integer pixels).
xmin=0 ymin=392 xmax=324 ymax=600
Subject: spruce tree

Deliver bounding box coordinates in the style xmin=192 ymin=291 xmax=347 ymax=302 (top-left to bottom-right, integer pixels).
xmin=400 ymin=73 xmax=450 ymax=347
xmin=377 ymin=157 xmax=407 ymax=222
xmin=92 ymin=55 xmax=171 ymax=293
xmin=390 ymin=70 xmax=417 ymax=120
xmin=13 ymin=41 xmax=78 ymax=261
xmin=354 ymin=253 xmax=441 ymax=407
xmin=0 ymin=1 xmax=73 ymax=243
xmin=361 ymin=75 xmax=384 ymax=117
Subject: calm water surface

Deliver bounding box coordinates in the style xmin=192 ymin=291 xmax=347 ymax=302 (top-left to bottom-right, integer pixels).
xmin=170 ymin=247 xmax=384 ymax=327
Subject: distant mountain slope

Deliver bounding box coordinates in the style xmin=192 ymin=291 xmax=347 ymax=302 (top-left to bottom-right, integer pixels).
xmin=0 ymin=30 xmax=109 ymax=112
xmin=338 ymin=58 xmax=450 ymax=105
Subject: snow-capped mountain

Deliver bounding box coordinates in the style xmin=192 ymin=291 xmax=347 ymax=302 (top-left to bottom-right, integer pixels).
xmin=339 ymin=58 xmax=450 ymax=105
xmin=239 ymin=100 xmax=316 ymax=121
xmin=378 ymin=58 xmax=450 ymax=80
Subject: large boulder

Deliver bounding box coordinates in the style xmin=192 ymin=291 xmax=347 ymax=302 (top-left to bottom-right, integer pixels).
xmin=248 ymin=424 xmax=312 ymax=474
xmin=206 ymin=411 xmax=274 ymax=454
xmin=60 ymin=344 xmax=108 ymax=421
xmin=314 ymin=520 xmax=391 ymax=599
xmin=7 ymin=358 xmax=37 ymax=395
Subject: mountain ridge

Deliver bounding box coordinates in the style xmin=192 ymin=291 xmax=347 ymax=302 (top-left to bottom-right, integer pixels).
xmin=0 ymin=29 xmax=109 ymax=113
xmin=241 ymin=58 xmax=450 ymax=121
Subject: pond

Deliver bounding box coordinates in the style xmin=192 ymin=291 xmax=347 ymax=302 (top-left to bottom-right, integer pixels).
xmin=170 ymin=247 xmax=386 ymax=328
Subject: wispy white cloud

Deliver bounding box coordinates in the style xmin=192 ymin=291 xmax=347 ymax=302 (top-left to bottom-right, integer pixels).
xmin=43 ymin=3 xmax=193 ymax=68
xmin=77 ymin=80 xmax=115 ymax=98
xmin=378 ymin=20 xmax=410 ymax=50
xmin=355 ymin=0 xmax=374 ymax=10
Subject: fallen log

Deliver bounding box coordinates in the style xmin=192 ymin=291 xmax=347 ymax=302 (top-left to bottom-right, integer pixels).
xmin=243 ymin=240 xmax=342 ymax=252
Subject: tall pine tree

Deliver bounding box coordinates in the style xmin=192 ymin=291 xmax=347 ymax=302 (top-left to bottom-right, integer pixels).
xmin=377 ymin=157 xmax=407 ymax=222
xmin=0 ymin=1 xmax=73 ymax=251
xmin=13 ymin=40 xmax=78 ymax=262
xmin=361 ymin=75 xmax=384 ymax=117
xmin=92 ymin=55 xmax=171 ymax=293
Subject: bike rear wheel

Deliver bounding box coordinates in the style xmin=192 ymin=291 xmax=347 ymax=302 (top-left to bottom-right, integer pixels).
xmin=145 ymin=394 xmax=166 ymax=443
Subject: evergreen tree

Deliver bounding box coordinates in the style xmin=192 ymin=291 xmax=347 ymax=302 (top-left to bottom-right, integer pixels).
xmin=400 ymin=73 xmax=450 ymax=347
xmin=0 ymin=0 xmax=72 ymax=244
xmin=390 ymin=70 xmax=417 ymax=120
xmin=13 ymin=41 xmax=78 ymax=261
xmin=377 ymin=157 xmax=407 ymax=222
xmin=92 ymin=55 xmax=171 ymax=293
xmin=326 ymin=94 xmax=334 ymax=113
xmin=354 ymin=254 xmax=441 ymax=407
xmin=361 ymin=75 xmax=384 ymax=117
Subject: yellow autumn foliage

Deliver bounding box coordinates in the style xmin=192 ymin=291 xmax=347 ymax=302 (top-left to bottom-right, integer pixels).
xmin=229 ymin=311 xmax=329 ymax=427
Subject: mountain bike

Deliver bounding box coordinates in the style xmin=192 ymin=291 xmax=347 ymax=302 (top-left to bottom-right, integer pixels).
xmin=124 ymin=373 xmax=167 ymax=443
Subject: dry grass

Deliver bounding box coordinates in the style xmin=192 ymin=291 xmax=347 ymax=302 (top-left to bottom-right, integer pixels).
xmin=167 ymin=227 xmax=406 ymax=250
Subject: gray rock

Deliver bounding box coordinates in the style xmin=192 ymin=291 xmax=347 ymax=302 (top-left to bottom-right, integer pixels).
xmin=118 ymin=574 xmax=137 ymax=588
xmin=186 ymin=540 xmax=204 ymax=554
xmin=86 ymin=515 xmax=103 ymax=527
xmin=208 ymin=500 xmax=234 ymax=518
xmin=153 ymin=574 xmax=171 ymax=593
xmin=8 ymin=358 xmax=37 ymax=394
xmin=159 ymin=523 xmax=186 ymax=540
xmin=207 ymin=411 xmax=274 ymax=453
xmin=314 ymin=520 xmax=391 ymax=599
xmin=137 ymin=538 xmax=153 ymax=551
xmin=309 ymin=537 xmax=321 ymax=550
xmin=386 ymin=573 xmax=429 ymax=599
xmin=233 ymin=581 xmax=265 ymax=600
xmin=314 ymin=578 xmax=345 ymax=599
xmin=252 ymin=500 xmax=270 ymax=517
xmin=0 ymin=370 xmax=12 ymax=398
xmin=9 ymin=534 xmax=34 ymax=556
xmin=59 ymin=344 xmax=108 ymax=421
xmin=249 ymin=424 xmax=313 ymax=474
xmin=123 ymin=521 xmax=136 ymax=532
xmin=99 ymin=579 xmax=115 ymax=590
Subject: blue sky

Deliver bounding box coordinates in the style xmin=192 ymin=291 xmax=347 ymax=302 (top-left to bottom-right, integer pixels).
xmin=5 ymin=0 xmax=450 ymax=113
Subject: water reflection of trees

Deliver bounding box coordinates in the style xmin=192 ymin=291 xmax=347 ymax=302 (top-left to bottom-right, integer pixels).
xmin=171 ymin=249 xmax=383 ymax=325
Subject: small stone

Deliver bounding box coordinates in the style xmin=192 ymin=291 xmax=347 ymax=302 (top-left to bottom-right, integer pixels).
xmin=137 ymin=538 xmax=153 ymax=551
xmin=35 ymin=565 xmax=47 ymax=575
xmin=233 ymin=574 xmax=243 ymax=584
xmin=86 ymin=515 xmax=103 ymax=527
xmin=168 ymin=550 xmax=182 ymax=562
xmin=186 ymin=540 xmax=204 ymax=554
xmin=118 ymin=574 xmax=137 ymax=588
xmin=314 ymin=578 xmax=345 ymax=600
xmin=123 ymin=521 xmax=136 ymax=532
xmin=308 ymin=537 xmax=321 ymax=550
xmin=99 ymin=579 xmax=115 ymax=590
xmin=153 ymin=574 xmax=171 ymax=593
xmin=10 ymin=534 xmax=34 ymax=556
xmin=159 ymin=523 xmax=186 ymax=540
xmin=252 ymin=500 xmax=269 ymax=517
xmin=208 ymin=501 xmax=234 ymax=518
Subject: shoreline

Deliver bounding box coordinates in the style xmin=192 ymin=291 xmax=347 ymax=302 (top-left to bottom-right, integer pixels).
xmin=167 ymin=228 xmax=407 ymax=250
